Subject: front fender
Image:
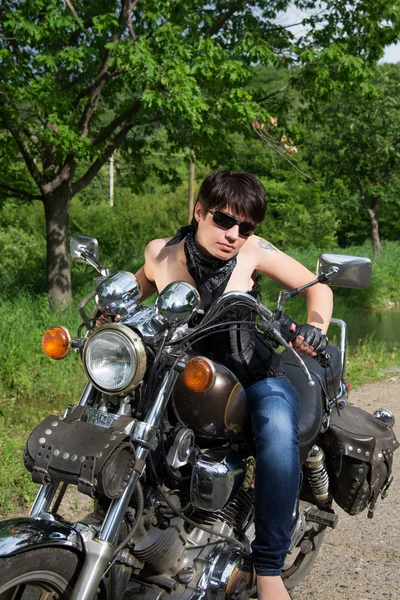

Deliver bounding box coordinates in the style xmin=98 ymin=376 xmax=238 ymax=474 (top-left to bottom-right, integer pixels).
xmin=0 ymin=513 xmax=84 ymax=557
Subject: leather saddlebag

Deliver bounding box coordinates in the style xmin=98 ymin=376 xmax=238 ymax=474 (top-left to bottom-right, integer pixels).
xmin=24 ymin=406 xmax=136 ymax=499
xmin=321 ymin=403 xmax=399 ymax=517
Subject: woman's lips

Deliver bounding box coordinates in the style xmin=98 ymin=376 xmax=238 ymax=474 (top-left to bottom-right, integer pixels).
xmin=217 ymin=242 xmax=235 ymax=252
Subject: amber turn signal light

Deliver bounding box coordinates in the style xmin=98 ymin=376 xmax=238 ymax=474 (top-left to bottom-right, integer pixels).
xmin=183 ymin=357 xmax=215 ymax=393
xmin=42 ymin=326 xmax=71 ymax=360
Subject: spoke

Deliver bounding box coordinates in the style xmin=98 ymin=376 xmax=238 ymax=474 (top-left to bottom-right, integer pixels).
xmin=12 ymin=585 xmax=26 ymax=600
xmin=39 ymin=589 xmax=59 ymax=600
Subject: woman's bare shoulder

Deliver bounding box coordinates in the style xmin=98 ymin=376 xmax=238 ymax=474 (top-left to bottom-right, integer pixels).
xmin=240 ymin=235 xmax=281 ymax=262
xmin=250 ymin=235 xmax=281 ymax=255
xmin=145 ymin=237 xmax=173 ymax=260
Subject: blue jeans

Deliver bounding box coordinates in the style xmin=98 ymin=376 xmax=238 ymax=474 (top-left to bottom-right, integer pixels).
xmin=246 ymin=376 xmax=301 ymax=576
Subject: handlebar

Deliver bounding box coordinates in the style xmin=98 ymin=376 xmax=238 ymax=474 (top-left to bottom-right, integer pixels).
xmin=202 ymin=291 xmax=317 ymax=388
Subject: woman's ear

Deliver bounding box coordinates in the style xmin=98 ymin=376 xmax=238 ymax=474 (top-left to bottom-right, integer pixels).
xmin=194 ymin=201 xmax=203 ymax=223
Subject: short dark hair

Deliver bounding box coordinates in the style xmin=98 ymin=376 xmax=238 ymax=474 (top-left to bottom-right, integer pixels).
xmin=196 ymin=169 xmax=266 ymax=224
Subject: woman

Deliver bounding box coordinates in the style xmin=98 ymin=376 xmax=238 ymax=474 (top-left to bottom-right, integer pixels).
xmin=135 ymin=169 xmax=333 ymax=600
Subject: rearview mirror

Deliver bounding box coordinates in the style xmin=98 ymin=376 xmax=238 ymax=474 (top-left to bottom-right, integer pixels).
xmin=317 ymin=253 xmax=372 ymax=289
xmin=70 ymin=235 xmax=99 ymax=265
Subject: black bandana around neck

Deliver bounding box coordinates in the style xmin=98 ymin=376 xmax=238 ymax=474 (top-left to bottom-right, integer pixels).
xmin=165 ymin=225 xmax=237 ymax=310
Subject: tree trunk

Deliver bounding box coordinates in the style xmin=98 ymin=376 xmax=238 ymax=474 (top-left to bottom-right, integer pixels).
xmin=187 ymin=149 xmax=195 ymax=224
xmin=365 ymin=206 xmax=381 ymax=260
xmin=43 ymin=183 xmax=72 ymax=307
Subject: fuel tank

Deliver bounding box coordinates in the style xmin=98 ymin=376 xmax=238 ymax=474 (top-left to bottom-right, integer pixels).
xmin=173 ymin=357 xmax=248 ymax=438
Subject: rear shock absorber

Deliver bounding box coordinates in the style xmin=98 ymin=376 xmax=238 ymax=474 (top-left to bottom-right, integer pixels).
xmin=305 ymin=445 xmax=330 ymax=506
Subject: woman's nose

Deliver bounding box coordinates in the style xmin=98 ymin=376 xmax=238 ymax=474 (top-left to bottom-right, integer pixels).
xmin=225 ymin=225 xmax=240 ymax=241
xmin=225 ymin=225 xmax=239 ymax=240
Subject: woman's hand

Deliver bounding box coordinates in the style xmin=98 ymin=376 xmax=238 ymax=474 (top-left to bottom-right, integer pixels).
xmin=95 ymin=314 xmax=121 ymax=326
xmin=292 ymin=324 xmax=328 ymax=357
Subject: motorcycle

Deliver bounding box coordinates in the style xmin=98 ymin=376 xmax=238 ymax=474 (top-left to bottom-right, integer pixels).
xmin=0 ymin=235 xmax=398 ymax=600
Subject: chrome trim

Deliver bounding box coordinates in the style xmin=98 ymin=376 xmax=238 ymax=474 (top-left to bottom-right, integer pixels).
xmin=330 ymin=318 xmax=347 ymax=379
xmin=69 ymin=528 xmax=114 ymax=600
xmin=156 ymin=281 xmax=200 ymax=326
xmin=70 ymin=370 xmax=181 ymax=598
xmin=167 ymin=428 xmax=195 ymax=468
xmin=145 ymin=369 xmax=180 ymax=429
xmin=119 ymin=305 xmax=167 ymax=343
xmin=374 ymin=409 xmax=396 ymax=428
xmin=70 ymin=235 xmax=99 ymax=265
xmin=95 ymin=271 xmax=142 ymax=316
xmin=29 ymin=483 xmax=59 ymax=517
xmin=70 ymin=234 xmax=109 ymax=277
xmin=132 ymin=421 xmax=159 ymax=450
xmin=198 ymin=546 xmax=254 ymax=600
xmin=0 ymin=514 xmax=83 ymax=557
xmin=78 ymin=381 xmax=95 ymax=406
xmin=190 ymin=449 xmax=246 ymax=512
xmin=327 ymin=381 xmax=348 ymax=411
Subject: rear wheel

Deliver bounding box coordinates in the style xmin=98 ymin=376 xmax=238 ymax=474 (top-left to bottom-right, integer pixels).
xmin=282 ymin=527 xmax=326 ymax=590
xmin=0 ymin=548 xmax=80 ymax=599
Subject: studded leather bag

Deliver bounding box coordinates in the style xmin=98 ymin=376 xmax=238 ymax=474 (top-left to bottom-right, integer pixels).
xmin=321 ymin=403 xmax=399 ymax=517
xmin=24 ymin=406 xmax=136 ymax=499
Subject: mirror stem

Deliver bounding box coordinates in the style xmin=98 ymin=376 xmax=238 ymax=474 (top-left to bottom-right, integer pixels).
xmin=275 ymin=268 xmax=338 ymax=315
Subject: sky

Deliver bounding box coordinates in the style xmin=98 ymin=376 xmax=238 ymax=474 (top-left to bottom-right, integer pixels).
xmin=382 ymin=43 xmax=400 ymax=63
xmin=278 ymin=5 xmax=400 ymax=64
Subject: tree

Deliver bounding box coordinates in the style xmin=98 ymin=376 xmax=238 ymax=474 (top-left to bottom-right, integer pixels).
xmin=303 ymin=64 xmax=400 ymax=258
xmin=1 ymin=1 xmax=400 ymax=304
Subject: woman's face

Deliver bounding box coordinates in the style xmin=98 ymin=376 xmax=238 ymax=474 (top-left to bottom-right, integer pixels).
xmin=193 ymin=202 xmax=254 ymax=260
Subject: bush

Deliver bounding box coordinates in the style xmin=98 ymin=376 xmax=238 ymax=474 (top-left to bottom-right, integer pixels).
xmin=0 ymin=227 xmax=47 ymax=294
xmin=0 ymin=293 xmax=86 ymax=402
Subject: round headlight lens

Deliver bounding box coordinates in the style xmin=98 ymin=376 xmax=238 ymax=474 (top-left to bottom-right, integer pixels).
xmin=84 ymin=325 xmax=146 ymax=394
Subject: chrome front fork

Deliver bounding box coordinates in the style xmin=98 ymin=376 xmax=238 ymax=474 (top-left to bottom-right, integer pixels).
xmin=68 ymin=369 xmax=179 ymax=600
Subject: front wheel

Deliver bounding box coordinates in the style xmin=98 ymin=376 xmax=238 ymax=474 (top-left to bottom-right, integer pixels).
xmin=0 ymin=547 xmax=80 ymax=599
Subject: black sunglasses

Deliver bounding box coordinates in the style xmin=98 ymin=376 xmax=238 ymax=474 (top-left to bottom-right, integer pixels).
xmin=209 ymin=210 xmax=256 ymax=237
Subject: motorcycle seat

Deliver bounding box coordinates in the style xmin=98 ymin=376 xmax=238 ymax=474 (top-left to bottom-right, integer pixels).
xmin=281 ymin=345 xmax=342 ymax=462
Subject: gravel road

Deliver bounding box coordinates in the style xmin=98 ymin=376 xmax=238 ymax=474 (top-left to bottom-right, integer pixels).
xmin=291 ymin=377 xmax=400 ymax=600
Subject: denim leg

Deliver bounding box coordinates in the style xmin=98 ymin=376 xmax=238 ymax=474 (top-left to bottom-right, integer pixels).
xmin=246 ymin=376 xmax=301 ymax=576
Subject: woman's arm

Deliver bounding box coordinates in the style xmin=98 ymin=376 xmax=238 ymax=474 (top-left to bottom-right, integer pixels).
xmin=135 ymin=265 xmax=157 ymax=301
xmin=253 ymin=236 xmax=333 ymax=354
xmin=134 ymin=239 xmax=168 ymax=301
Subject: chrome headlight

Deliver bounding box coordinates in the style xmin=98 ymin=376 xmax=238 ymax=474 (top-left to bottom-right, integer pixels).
xmin=95 ymin=271 xmax=142 ymax=316
xmin=83 ymin=324 xmax=146 ymax=394
xmin=156 ymin=281 xmax=200 ymax=326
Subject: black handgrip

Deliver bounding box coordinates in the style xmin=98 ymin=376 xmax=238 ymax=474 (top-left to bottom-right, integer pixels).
xmin=277 ymin=315 xmax=330 ymax=368
xmin=278 ymin=314 xmax=299 ymax=343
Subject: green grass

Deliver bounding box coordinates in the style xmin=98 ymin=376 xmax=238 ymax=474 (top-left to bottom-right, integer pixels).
xmin=0 ymin=403 xmax=47 ymax=514
xmin=346 ymin=338 xmax=400 ymax=388
xmin=0 ymin=293 xmax=87 ymax=402
xmin=0 ymin=293 xmax=87 ymax=515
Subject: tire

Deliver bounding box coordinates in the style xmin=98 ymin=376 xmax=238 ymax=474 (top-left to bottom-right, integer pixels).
xmin=0 ymin=547 xmax=80 ymax=599
xmin=282 ymin=527 xmax=326 ymax=591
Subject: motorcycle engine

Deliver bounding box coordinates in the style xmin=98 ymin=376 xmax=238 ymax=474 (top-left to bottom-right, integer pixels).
xmin=127 ymin=454 xmax=256 ymax=600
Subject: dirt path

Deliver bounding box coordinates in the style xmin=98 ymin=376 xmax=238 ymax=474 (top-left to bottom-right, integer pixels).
xmin=291 ymin=377 xmax=400 ymax=600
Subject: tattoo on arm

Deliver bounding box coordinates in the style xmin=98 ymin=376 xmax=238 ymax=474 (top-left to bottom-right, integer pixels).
xmin=258 ymin=238 xmax=278 ymax=253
